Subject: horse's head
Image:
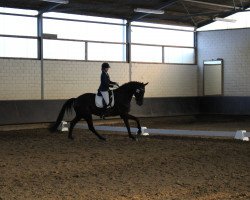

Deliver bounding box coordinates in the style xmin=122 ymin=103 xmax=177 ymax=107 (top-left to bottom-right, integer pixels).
xmin=134 ymin=82 xmax=148 ymax=106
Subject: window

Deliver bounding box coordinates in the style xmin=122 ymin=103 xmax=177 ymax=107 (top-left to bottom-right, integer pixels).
xmin=131 ymin=45 xmax=162 ymax=63
xmin=0 ymin=15 xmax=37 ymax=36
xmin=0 ymin=7 xmax=37 ymax=15
xmin=88 ymin=43 xmax=125 ymax=62
xmin=0 ymin=8 xmax=37 ymax=58
xmin=131 ymin=26 xmax=194 ymax=47
xmin=0 ymin=7 xmax=196 ymax=63
xmin=132 ymin=21 xmax=195 ymax=31
xmin=43 ymin=19 xmax=125 ymax=43
xmin=164 ymin=47 xmax=195 ymax=64
xmin=42 ymin=12 xmax=126 ymax=60
xmin=131 ymin=22 xmax=195 ymax=64
xmin=43 ymin=40 xmax=85 ymax=60
xmin=0 ymin=37 xmax=37 ymax=58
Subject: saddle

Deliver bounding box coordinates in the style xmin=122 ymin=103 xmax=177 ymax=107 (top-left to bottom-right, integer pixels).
xmin=95 ymin=90 xmax=115 ymax=108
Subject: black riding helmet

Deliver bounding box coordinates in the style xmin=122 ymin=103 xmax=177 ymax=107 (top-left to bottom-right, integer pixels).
xmin=101 ymin=62 xmax=110 ymax=70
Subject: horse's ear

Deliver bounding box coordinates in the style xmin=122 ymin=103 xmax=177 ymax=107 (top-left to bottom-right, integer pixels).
xmin=144 ymin=82 xmax=149 ymax=86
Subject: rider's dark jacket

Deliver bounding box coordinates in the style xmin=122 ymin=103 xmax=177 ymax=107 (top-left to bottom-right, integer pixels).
xmin=98 ymin=70 xmax=116 ymax=92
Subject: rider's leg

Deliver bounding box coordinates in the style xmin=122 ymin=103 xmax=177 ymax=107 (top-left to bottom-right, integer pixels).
xmin=100 ymin=91 xmax=110 ymax=119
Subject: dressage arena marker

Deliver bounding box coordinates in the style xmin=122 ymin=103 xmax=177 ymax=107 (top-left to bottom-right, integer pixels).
xmin=235 ymin=130 xmax=249 ymax=141
xmin=58 ymin=121 xmax=69 ymax=132
xmin=59 ymin=121 xmax=249 ymax=141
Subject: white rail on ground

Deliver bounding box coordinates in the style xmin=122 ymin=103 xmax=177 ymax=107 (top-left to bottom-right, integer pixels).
xmin=59 ymin=122 xmax=249 ymax=141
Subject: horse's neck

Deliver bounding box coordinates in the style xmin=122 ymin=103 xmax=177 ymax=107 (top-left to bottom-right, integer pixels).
xmin=115 ymin=87 xmax=134 ymax=104
xmin=125 ymin=91 xmax=134 ymax=102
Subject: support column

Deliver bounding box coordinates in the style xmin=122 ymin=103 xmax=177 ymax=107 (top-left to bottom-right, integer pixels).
xmin=37 ymin=13 xmax=44 ymax=99
xmin=126 ymin=21 xmax=132 ymax=81
xmin=126 ymin=21 xmax=131 ymax=63
xmin=194 ymin=28 xmax=197 ymax=64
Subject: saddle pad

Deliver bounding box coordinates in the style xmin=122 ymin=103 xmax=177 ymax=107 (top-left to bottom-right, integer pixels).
xmin=95 ymin=91 xmax=115 ymax=108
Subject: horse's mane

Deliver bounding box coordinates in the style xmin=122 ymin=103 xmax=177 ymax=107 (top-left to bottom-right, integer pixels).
xmin=116 ymin=81 xmax=143 ymax=91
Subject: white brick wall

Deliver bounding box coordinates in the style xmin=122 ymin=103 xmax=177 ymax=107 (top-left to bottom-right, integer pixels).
xmin=0 ymin=59 xmax=41 ymax=100
xmin=0 ymin=59 xmax=198 ymax=100
xmin=197 ymin=28 xmax=250 ymax=96
xmin=132 ymin=63 xmax=198 ymax=97
xmin=44 ymin=61 xmax=129 ymax=99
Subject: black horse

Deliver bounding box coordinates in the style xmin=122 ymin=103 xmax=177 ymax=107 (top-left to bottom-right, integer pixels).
xmin=50 ymin=81 xmax=148 ymax=141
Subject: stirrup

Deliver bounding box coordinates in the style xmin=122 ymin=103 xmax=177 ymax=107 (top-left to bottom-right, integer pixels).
xmin=100 ymin=113 xmax=106 ymax=119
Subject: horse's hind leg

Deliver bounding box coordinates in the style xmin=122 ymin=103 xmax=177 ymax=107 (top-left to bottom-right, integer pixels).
xmin=84 ymin=115 xmax=106 ymax=141
xmin=68 ymin=116 xmax=81 ymax=140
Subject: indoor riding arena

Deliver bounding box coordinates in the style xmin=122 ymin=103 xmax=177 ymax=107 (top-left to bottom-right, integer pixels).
xmin=0 ymin=1 xmax=250 ymax=200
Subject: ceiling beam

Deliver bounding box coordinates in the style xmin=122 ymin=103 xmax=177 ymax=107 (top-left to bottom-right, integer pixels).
xmin=49 ymin=1 xmax=124 ymax=15
xmin=181 ymin=1 xmax=197 ymax=26
xmin=197 ymin=6 xmax=250 ymax=28
xmin=131 ymin=0 xmax=180 ymax=21
xmin=183 ymin=0 xmax=241 ymax=10
xmin=41 ymin=0 xmax=69 ymax=4
xmin=38 ymin=3 xmax=66 ymax=14
xmin=136 ymin=10 xmax=229 ymax=20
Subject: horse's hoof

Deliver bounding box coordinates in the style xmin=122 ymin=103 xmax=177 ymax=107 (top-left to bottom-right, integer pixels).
xmin=50 ymin=130 xmax=59 ymax=134
xmin=68 ymin=136 xmax=74 ymax=140
xmin=100 ymin=137 xmax=106 ymax=141
xmin=137 ymin=130 xmax=142 ymax=136
xmin=129 ymin=135 xmax=138 ymax=141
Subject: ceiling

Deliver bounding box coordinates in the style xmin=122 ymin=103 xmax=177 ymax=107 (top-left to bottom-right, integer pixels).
xmin=0 ymin=0 xmax=249 ymax=28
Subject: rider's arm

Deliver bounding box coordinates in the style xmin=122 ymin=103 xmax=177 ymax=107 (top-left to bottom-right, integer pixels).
xmin=109 ymin=80 xmax=119 ymax=87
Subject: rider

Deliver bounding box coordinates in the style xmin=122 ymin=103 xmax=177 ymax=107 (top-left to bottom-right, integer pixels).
xmin=98 ymin=62 xmax=119 ymax=118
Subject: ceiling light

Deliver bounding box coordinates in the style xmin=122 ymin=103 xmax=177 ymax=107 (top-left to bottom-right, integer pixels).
xmin=214 ymin=17 xmax=236 ymax=23
xmin=134 ymin=8 xmax=164 ymax=15
xmin=41 ymin=0 xmax=69 ymax=4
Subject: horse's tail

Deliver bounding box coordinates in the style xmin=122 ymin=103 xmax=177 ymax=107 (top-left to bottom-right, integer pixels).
xmin=49 ymin=98 xmax=75 ymax=132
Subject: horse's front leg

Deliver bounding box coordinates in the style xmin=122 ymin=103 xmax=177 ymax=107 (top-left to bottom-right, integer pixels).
xmin=120 ymin=114 xmax=137 ymax=141
xmin=125 ymin=113 xmax=142 ymax=136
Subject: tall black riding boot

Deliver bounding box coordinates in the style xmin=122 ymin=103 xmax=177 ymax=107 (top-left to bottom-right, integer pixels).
xmin=100 ymin=104 xmax=108 ymax=119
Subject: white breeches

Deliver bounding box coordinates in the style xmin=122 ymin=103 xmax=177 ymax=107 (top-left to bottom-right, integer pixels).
xmin=100 ymin=91 xmax=109 ymax=106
